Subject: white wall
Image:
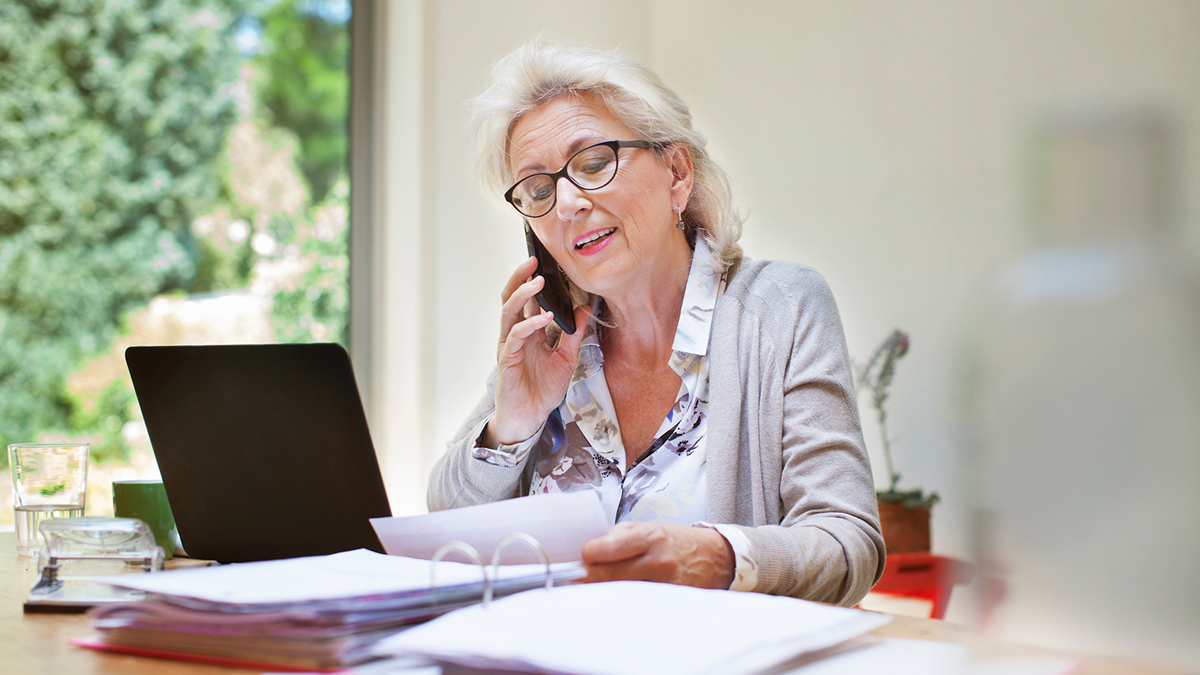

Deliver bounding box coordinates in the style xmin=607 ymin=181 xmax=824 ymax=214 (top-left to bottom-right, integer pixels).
xmin=371 ymin=1 xmax=1200 ymax=667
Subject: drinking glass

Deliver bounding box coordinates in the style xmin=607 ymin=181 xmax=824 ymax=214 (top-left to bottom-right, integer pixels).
xmin=9 ymin=443 xmax=89 ymax=556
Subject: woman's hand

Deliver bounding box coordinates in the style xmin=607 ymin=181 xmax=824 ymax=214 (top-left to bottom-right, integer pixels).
xmin=484 ymin=257 xmax=590 ymax=447
xmin=580 ymin=522 xmax=735 ymax=590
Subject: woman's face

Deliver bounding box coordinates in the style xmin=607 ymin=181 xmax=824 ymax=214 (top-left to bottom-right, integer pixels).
xmin=508 ymin=94 xmax=692 ymax=299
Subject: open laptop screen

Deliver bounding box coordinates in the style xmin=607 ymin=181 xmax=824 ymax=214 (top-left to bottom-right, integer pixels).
xmin=126 ymin=343 xmax=391 ymax=563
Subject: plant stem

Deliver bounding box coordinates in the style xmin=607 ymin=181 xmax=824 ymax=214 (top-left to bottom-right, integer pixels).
xmin=877 ymin=403 xmax=899 ymax=492
xmin=860 ymin=329 xmax=908 ymax=494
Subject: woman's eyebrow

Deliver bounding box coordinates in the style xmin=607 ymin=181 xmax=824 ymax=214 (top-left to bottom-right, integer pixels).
xmin=514 ymin=160 xmax=545 ymax=177
xmin=514 ymin=134 xmax=605 ymax=177
xmin=564 ymin=134 xmax=604 ymax=157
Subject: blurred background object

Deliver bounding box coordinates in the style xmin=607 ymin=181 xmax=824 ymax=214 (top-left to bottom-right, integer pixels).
xmin=961 ymin=106 xmax=1200 ymax=667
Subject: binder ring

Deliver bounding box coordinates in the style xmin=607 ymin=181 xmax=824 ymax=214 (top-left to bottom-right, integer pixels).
xmin=430 ymin=540 xmax=491 ymax=607
xmin=488 ymin=532 xmax=553 ymax=606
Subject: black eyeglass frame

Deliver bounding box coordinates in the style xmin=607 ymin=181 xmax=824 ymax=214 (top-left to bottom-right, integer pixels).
xmin=503 ymin=140 xmax=662 ymax=218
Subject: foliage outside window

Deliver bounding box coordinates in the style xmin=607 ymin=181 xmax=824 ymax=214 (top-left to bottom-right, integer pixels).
xmin=0 ymin=0 xmax=352 ymax=520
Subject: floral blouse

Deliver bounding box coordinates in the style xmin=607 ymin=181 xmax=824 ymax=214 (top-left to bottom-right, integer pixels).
xmin=473 ymin=239 xmax=758 ymax=591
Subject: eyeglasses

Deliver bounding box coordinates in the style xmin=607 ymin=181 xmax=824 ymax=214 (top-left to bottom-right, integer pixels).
xmin=504 ymin=140 xmax=659 ymax=218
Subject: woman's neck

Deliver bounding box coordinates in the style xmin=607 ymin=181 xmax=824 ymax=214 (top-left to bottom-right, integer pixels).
xmin=600 ymin=243 xmax=692 ymax=367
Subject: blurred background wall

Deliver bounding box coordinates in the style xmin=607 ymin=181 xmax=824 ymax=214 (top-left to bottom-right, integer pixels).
xmin=365 ymin=1 xmax=1200 ymax=668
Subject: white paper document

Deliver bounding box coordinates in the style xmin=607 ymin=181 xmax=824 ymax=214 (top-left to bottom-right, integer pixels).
xmin=781 ymin=637 xmax=966 ymax=675
xmin=98 ymin=549 xmax=583 ymax=607
xmin=374 ymin=580 xmax=891 ymax=675
xmin=371 ymin=491 xmax=611 ymax=564
xmin=770 ymin=637 xmax=1083 ymax=675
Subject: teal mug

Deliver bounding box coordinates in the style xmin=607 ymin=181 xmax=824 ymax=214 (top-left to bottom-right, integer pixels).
xmin=113 ymin=480 xmax=179 ymax=560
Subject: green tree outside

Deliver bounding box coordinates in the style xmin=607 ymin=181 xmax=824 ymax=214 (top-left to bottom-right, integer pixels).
xmin=0 ymin=0 xmax=352 ymax=472
xmin=271 ymin=179 xmax=349 ymax=346
xmin=254 ymin=0 xmax=349 ymax=205
xmin=0 ymin=0 xmax=249 ymax=463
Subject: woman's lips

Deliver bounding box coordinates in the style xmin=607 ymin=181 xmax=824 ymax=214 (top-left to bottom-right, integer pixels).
xmin=573 ymin=227 xmax=616 ymax=255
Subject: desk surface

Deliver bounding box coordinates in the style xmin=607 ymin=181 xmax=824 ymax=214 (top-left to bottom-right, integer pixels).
xmin=0 ymin=532 xmax=1172 ymax=675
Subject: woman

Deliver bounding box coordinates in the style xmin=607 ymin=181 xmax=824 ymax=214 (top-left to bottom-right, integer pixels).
xmin=428 ymin=41 xmax=883 ymax=605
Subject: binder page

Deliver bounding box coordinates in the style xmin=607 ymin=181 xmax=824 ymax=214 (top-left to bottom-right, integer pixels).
xmin=374 ymin=580 xmax=891 ymax=675
xmin=776 ymin=637 xmax=966 ymax=675
xmin=371 ymin=491 xmax=611 ymax=564
xmin=95 ymin=549 xmax=581 ymax=606
xmin=770 ymin=637 xmax=1081 ymax=675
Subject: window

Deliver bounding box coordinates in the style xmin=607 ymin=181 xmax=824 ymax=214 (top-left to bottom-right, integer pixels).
xmin=0 ymin=0 xmax=355 ymax=522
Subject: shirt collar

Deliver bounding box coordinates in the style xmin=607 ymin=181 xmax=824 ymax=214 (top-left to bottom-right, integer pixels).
xmin=671 ymin=237 xmax=721 ymax=358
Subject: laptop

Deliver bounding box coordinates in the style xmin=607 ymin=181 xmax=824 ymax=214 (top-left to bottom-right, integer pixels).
xmin=125 ymin=343 xmax=392 ymax=563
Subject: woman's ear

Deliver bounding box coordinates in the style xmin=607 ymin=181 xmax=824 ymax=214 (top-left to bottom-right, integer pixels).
xmin=667 ymin=144 xmax=694 ymax=206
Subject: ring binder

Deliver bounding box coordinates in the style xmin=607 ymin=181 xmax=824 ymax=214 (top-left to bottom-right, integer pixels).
xmin=488 ymin=532 xmax=553 ymax=604
xmin=431 ymin=533 xmax=556 ymax=608
xmin=430 ymin=541 xmax=489 ymax=607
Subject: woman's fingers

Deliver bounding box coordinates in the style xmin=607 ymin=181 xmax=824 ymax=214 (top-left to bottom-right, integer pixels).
xmin=490 ymin=309 xmax=559 ymax=446
xmin=498 ymin=311 xmax=556 ymax=365
xmin=524 ymin=295 xmax=541 ymax=322
xmin=499 ymin=257 xmax=541 ymax=344
xmin=507 ymin=310 xmax=556 ymax=343
xmin=581 ymin=522 xmax=652 ymax=564
xmin=581 ymin=560 xmax=639 ymax=584
xmin=581 ymin=524 xmax=658 ymax=584
xmin=499 ymin=275 xmax=545 ymax=350
xmin=579 ymin=523 xmax=735 ymax=589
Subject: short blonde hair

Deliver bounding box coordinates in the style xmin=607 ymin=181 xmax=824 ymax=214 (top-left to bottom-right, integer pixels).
xmin=468 ymin=40 xmax=743 ymax=275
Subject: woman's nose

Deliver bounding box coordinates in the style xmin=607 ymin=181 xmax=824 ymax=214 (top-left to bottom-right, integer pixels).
xmin=554 ymin=176 xmax=591 ymax=221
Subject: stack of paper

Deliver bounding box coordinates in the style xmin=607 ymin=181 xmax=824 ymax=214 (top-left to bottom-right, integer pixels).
xmin=374 ymin=580 xmax=891 ymax=675
xmin=73 ymin=549 xmax=585 ymax=671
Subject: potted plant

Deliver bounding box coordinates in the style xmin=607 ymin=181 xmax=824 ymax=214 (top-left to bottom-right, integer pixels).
xmin=857 ymin=329 xmax=938 ymax=553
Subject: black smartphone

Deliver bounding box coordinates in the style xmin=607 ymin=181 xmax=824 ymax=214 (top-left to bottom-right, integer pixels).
xmin=524 ymin=224 xmax=577 ymax=334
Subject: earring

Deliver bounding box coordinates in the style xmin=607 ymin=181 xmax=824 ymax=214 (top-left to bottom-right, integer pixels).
xmin=676 ymin=207 xmax=685 ymax=231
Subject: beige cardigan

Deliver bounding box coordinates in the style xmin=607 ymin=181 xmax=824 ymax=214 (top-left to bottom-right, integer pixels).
xmin=427 ymin=257 xmax=885 ymax=606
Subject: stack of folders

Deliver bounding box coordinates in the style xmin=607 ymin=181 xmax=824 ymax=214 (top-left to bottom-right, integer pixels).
xmin=71 ymin=549 xmax=585 ymax=672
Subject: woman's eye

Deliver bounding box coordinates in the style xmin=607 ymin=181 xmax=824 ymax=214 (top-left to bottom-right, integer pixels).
xmin=579 ymin=157 xmax=612 ymax=175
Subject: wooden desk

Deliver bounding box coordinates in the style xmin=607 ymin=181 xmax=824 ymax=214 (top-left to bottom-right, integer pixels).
xmin=1 ymin=532 xmax=257 ymax=675
xmin=0 ymin=532 xmax=1172 ymax=675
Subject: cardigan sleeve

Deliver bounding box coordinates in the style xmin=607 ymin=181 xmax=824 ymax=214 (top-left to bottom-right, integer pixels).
xmin=427 ymin=369 xmax=541 ymax=511
xmin=711 ymin=261 xmax=886 ymax=605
